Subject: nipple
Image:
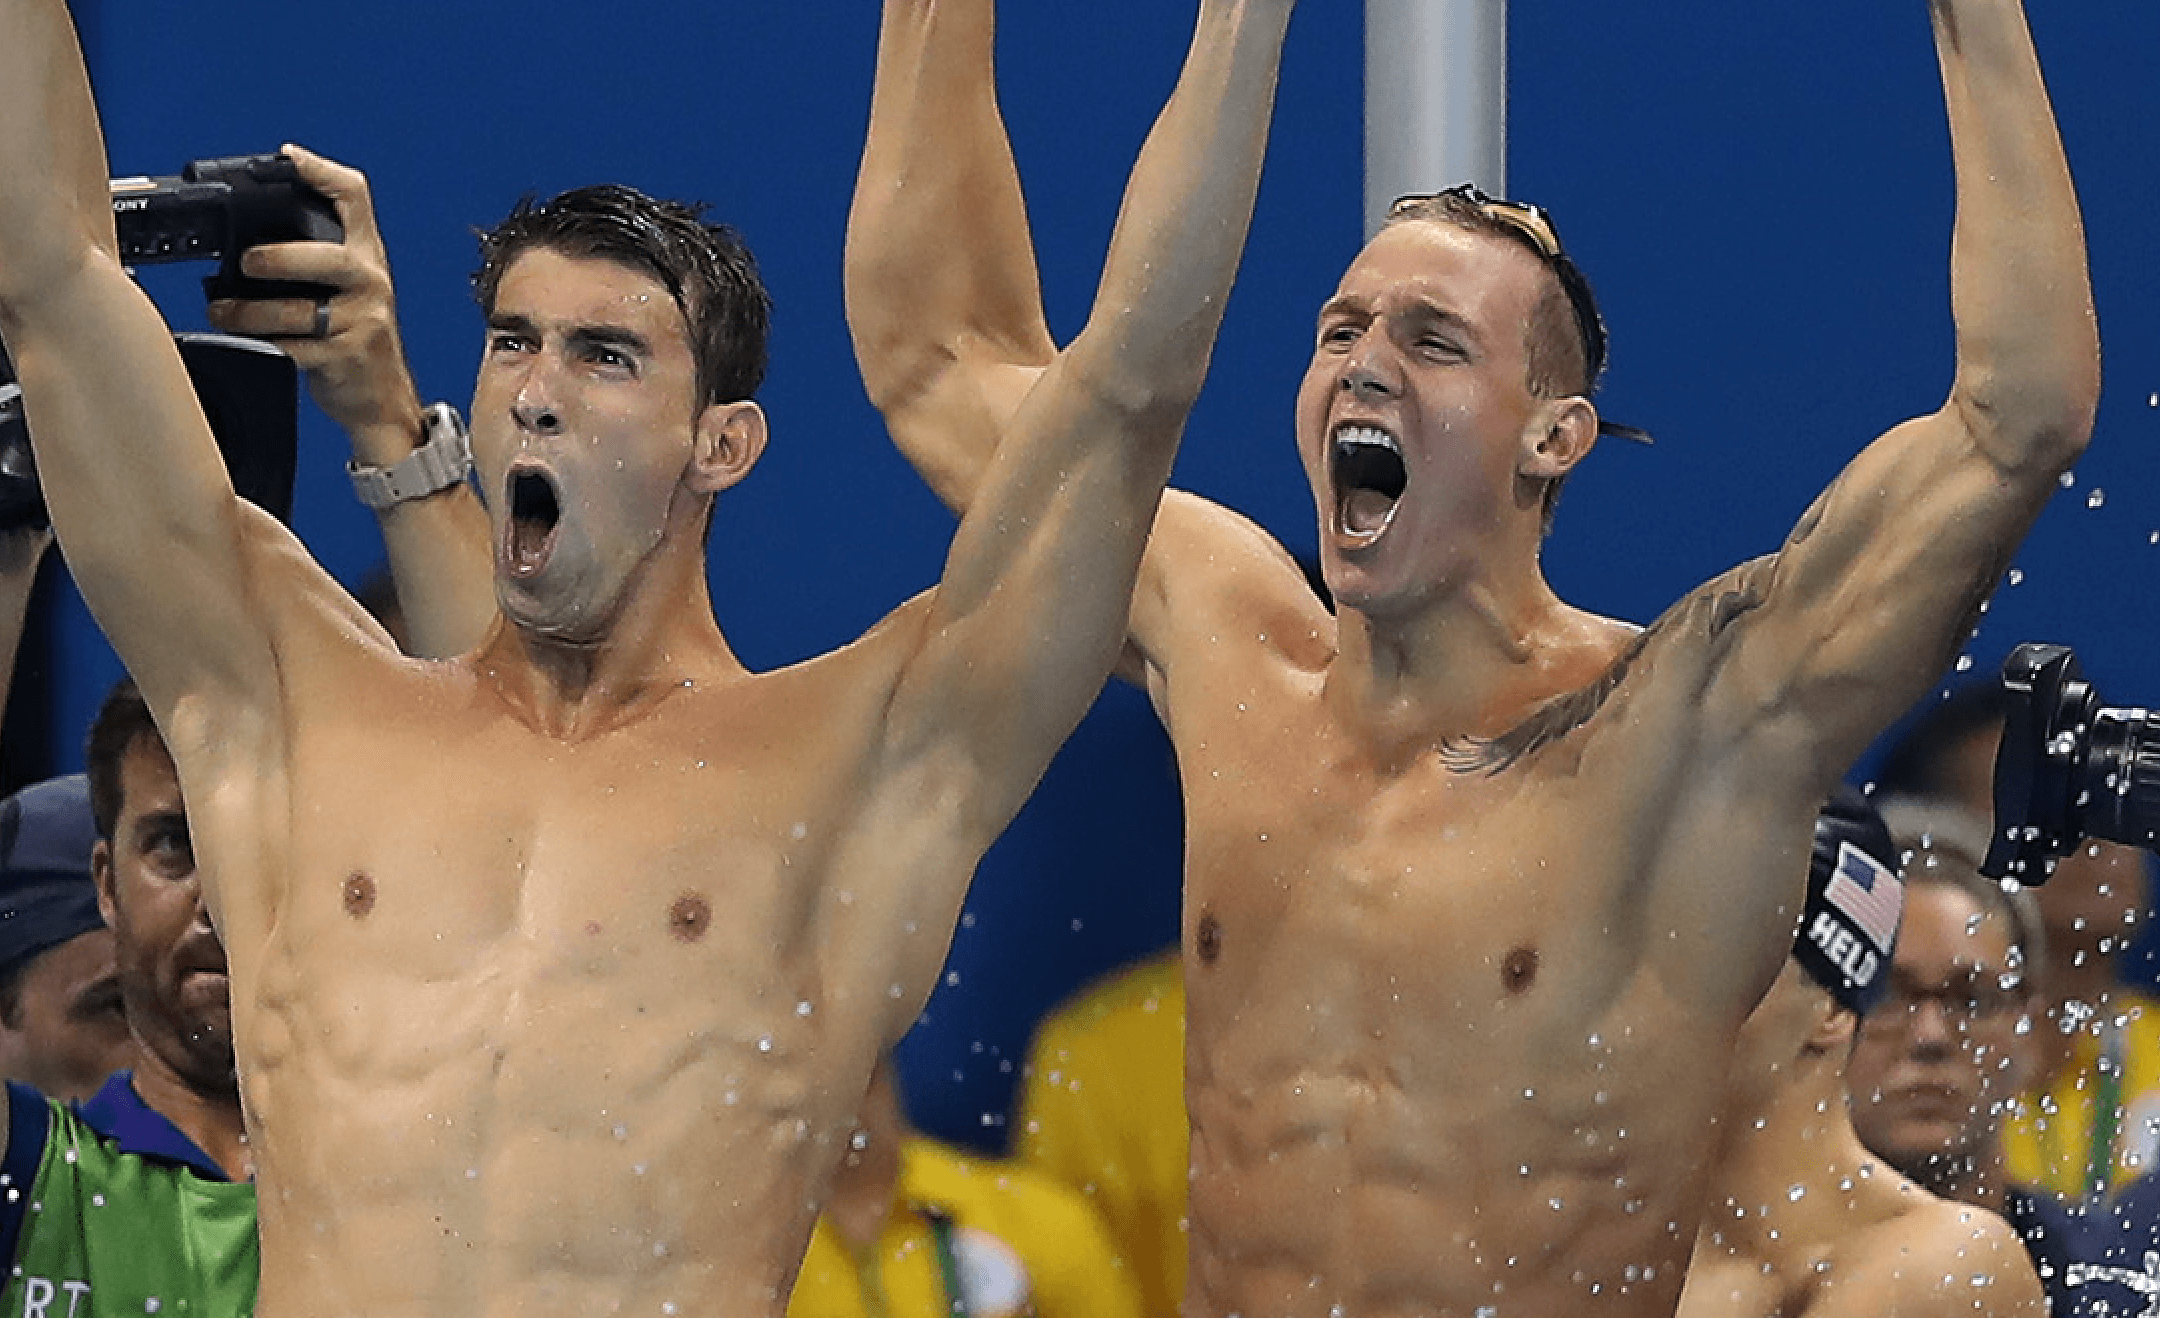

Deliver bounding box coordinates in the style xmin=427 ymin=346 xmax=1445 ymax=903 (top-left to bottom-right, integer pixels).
xmin=1195 ymin=911 xmax=1223 ymax=965
xmin=342 ymin=873 xmax=376 ymax=919
xmin=669 ymin=893 xmax=712 ymax=943
xmin=1502 ymin=946 xmax=1539 ymax=995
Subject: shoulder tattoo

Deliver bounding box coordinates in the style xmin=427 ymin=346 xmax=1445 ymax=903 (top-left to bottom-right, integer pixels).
xmin=1440 ymin=558 xmax=1776 ymax=776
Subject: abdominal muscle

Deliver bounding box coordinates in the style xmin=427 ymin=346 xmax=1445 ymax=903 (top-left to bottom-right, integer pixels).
xmin=1181 ymin=959 xmax=1729 ymax=1318
xmin=237 ymin=934 xmax=873 ymax=1318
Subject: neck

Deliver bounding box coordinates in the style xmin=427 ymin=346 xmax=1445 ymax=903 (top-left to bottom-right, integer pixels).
xmin=480 ymin=532 xmax=741 ymax=739
xmin=1705 ymin=1054 xmax=1889 ymax=1255
xmin=1324 ymin=567 xmax=1630 ymax=765
xmin=127 ymin=1052 xmax=249 ymax=1181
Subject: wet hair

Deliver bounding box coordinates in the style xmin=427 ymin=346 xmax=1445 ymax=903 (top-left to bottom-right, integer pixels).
xmin=1381 ymin=194 xmax=1600 ymax=534
xmin=84 ymin=678 xmax=161 ymax=844
xmin=472 ymin=184 xmax=773 ymax=409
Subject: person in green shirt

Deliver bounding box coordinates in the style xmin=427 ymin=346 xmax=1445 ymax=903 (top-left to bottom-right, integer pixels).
xmin=0 ymin=686 xmax=256 ymax=1316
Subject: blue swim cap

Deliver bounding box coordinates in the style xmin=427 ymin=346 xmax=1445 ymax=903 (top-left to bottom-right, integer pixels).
xmin=1792 ymin=784 xmax=1903 ymax=1015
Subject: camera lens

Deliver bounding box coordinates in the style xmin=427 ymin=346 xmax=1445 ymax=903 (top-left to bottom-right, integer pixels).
xmin=2084 ymin=705 xmax=2160 ymax=851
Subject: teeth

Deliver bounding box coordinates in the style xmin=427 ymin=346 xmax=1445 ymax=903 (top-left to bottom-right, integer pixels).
xmin=1333 ymin=423 xmax=1399 ymax=455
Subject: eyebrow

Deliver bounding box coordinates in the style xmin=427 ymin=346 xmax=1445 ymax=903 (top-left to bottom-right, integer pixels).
xmin=486 ymin=313 xmax=653 ymax=361
xmin=129 ymin=807 xmax=188 ymax=837
xmin=1316 ymin=294 xmax=1481 ymax=345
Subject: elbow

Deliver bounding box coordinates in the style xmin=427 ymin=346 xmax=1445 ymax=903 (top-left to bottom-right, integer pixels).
xmin=0 ymin=234 xmax=107 ymax=325
xmin=1952 ymin=350 xmax=2100 ymax=477
xmin=1065 ymin=312 xmax=1219 ymax=436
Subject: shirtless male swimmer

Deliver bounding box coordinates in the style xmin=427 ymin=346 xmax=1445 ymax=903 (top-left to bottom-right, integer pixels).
xmin=1675 ymin=787 xmax=2044 ymax=1318
xmin=0 ymin=1 xmax=1293 ymax=1313
xmin=845 ymin=0 xmax=2097 ymax=1312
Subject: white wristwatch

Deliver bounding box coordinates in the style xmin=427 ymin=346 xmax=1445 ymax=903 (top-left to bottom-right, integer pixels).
xmin=348 ymin=402 xmax=472 ymax=510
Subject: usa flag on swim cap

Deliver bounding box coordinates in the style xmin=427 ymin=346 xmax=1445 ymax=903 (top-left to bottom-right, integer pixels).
xmin=1826 ymin=840 xmax=1902 ymax=952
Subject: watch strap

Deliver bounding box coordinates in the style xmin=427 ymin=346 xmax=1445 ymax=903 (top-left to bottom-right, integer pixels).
xmin=348 ymin=402 xmax=471 ymax=510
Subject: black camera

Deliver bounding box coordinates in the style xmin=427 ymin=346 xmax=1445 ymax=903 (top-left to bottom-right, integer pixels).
xmin=1981 ymin=643 xmax=2160 ymax=881
xmin=110 ymin=152 xmax=340 ymax=301
xmin=0 ymin=332 xmax=297 ymax=533
xmin=0 ymin=339 xmax=31 ymax=530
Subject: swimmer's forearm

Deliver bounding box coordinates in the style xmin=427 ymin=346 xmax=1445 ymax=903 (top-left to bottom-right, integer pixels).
xmin=1063 ymin=0 xmax=1294 ymax=422
xmin=374 ymin=478 xmax=497 ymax=659
xmin=847 ymin=0 xmax=1052 ymax=513
xmin=1934 ymin=0 xmax=2098 ymax=466
xmin=0 ymin=0 xmax=116 ymax=308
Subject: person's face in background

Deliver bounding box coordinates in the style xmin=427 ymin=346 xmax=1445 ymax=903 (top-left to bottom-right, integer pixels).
xmin=93 ymin=732 xmax=232 ymax=1094
xmin=1847 ymin=879 xmax=2035 ymax=1189
xmin=0 ymin=927 xmax=132 ymax=1100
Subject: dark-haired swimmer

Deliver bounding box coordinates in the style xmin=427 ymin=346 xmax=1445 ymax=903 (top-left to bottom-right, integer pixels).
xmin=0 ymin=0 xmax=1291 ymax=1312
xmin=846 ymin=0 xmax=2097 ymax=1312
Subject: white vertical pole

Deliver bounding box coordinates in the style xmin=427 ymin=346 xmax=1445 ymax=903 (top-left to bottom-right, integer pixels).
xmin=1365 ymin=0 xmax=1507 ymax=238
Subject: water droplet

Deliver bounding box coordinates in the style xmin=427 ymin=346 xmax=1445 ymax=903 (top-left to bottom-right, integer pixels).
xmin=1788 ymin=1184 xmax=1806 ymax=1202
xmin=612 ymin=1123 xmax=629 ymax=1141
xmin=2007 ymin=568 xmax=2025 ymax=586
xmin=756 ymin=1035 xmax=774 ymax=1054
xmin=1955 ymin=655 xmax=1974 ymax=672
xmin=2088 ymin=489 xmax=2107 ymax=510
xmin=796 ymin=1000 xmax=814 ymax=1017
xmin=2060 ymin=471 xmax=2078 ymax=489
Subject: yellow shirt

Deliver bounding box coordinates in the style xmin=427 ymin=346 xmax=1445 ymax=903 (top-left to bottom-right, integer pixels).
xmin=1014 ymin=952 xmax=1186 ymax=1318
xmin=791 ymin=1137 xmax=1140 ymax=1318
xmin=2004 ymin=989 xmax=2160 ymax=1200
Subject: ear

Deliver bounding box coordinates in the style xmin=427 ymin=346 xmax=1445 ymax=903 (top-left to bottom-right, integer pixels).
xmin=1807 ymin=1001 xmax=1857 ymax=1055
xmin=1519 ymin=396 xmax=1599 ymax=483
xmin=688 ymin=400 xmax=768 ymax=496
xmin=91 ymin=837 xmax=118 ymax=925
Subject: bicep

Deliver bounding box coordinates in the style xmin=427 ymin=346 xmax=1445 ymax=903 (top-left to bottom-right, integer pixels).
xmin=1701 ymin=410 xmax=2049 ymax=781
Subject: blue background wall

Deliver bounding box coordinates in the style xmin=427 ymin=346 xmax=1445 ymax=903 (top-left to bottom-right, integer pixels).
xmin=31 ymin=2 xmax=2160 ymax=1149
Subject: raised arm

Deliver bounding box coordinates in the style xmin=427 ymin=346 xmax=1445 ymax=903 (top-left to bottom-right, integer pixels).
xmin=845 ymin=0 xmax=1057 ymax=505
xmin=207 ymin=146 xmax=496 ymax=659
xmin=0 ymin=0 xmax=289 ymax=726
xmin=850 ymin=0 xmax=1319 ymax=709
xmin=873 ymin=0 xmax=1292 ymax=840
xmin=1700 ymin=0 xmax=2097 ymax=785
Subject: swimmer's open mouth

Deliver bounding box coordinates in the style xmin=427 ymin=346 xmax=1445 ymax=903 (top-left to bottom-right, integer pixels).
xmin=506 ymin=466 xmax=562 ymax=577
xmin=1332 ymin=423 xmax=1405 ymax=544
